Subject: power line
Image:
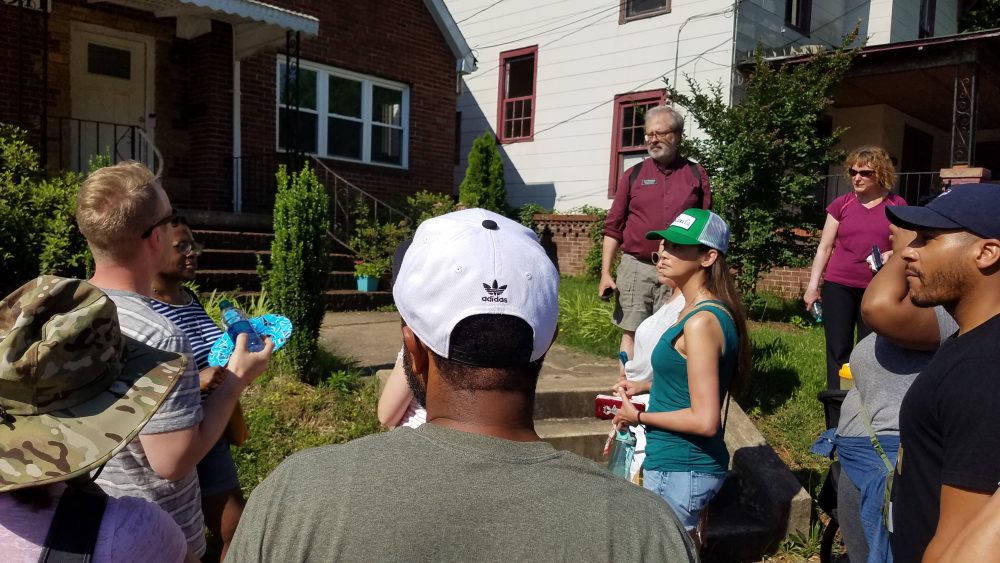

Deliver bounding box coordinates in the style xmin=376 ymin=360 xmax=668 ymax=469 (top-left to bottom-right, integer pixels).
xmin=532 ymin=36 xmax=733 ymax=139
xmin=458 ymin=0 xmax=507 ymax=24
xmin=473 ymin=4 xmax=620 ymax=50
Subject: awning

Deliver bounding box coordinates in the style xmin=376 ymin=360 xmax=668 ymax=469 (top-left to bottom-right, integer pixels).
xmin=90 ymin=0 xmax=319 ymax=59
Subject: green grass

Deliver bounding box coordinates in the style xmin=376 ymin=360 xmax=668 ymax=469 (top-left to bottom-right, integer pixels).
xmin=556 ymin=275 xmax=830 ymax=491
xmin=231 ymin=349 xmax=381 ymax=495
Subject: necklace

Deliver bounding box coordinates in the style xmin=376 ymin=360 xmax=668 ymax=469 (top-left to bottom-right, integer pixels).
xmin=678 ymin=287 xmax=710 ymax=316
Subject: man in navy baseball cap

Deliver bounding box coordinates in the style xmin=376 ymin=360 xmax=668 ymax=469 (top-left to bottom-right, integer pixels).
xmin=885 ymin=183 xmax=1000 ymax=562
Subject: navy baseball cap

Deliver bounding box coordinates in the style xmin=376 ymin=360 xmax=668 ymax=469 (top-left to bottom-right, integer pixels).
xmin=886 ymin=183 xmax=1000 ymax=240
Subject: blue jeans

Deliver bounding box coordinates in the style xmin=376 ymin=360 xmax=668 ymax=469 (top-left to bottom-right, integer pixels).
xmin=644 ymin=469 xmax=725 ymax=531
xmin=836 ymin=434 xmax=899 ymax=563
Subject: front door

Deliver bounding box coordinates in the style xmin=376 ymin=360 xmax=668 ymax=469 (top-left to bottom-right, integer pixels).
xmin=70 ymin=23 xmax=153 ymax=172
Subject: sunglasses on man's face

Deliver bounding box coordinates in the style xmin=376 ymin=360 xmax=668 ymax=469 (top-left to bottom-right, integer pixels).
xmin=848 ymin=168 xmax=876 ymax=178
xmin=140 ymin=208 xmax=180 ymax=239
xmin=173 ymin=240 xmax=204 ymax=257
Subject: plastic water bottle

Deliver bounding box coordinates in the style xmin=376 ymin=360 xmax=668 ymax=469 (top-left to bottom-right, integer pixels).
xmin=219 ymin=299 xmax=264 ymax=352
xmin=810 ymin=301 xmax=823 ymax=324
xmin=607 ymin=429 xmax=637 ymax=479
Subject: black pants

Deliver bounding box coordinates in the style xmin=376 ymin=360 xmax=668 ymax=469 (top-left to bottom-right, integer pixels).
xmin=821 ymin=280 xmax=872 ymax=390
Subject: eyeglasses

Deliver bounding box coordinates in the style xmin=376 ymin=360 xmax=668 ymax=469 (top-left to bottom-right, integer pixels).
xmin=848 ymin=168 xmax=876 ymax=179
xmin=644 ymin=130 xmax=679 ymax=141
xmin=651 ymin=251 xmax=663 ymax=264
xmin=141 ymin=208 xmax=180 ymax=239
xmin=173 ymin=240 xmax=204 ymax=256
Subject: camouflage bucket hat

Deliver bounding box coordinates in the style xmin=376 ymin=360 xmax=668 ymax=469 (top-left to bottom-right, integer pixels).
xmin=0 ymin=276 xmax=186 ymax=492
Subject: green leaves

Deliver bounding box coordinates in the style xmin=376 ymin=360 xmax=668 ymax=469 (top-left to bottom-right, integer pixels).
xmin=668 ymin=39 xmax=855 ymax=298
xmin=459 ymin=132 xmax=507 ymax=214
xmin=0 ymin=124 xmax=92 ymax=293
xmin=267 ymin=164 xmax=331 ymax=383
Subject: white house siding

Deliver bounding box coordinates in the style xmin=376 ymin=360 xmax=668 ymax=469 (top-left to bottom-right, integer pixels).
xmin=451 ymin=0 xmax=739 ymax=210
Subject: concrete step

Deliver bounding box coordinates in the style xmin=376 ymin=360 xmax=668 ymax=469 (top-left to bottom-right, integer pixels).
xmin=534 ymin=373 xmax=611 ymax=419
xmin=191 ymin=229 xmax=352 ymax=255
xmin=197 ymin=270 xmax=363 ymax=292
xmin=535 ymin=417 xmax=611 ymax=463
xmin=196 ymin=249 xmax=356 ymax=272
xmin=701 ymin=474 xmax=779 ymax=562
xmin=323 ymin=289 xmax=395 ymax=311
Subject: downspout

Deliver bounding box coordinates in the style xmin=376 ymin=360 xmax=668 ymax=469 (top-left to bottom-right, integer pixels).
xmin=232 ymin=25 xmax=242 ymax=213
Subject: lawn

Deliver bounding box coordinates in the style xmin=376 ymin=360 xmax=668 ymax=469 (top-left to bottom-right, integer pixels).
xmin=557 ymin=275 xmax=831 ymax=490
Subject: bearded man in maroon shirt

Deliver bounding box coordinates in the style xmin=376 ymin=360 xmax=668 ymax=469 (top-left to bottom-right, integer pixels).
xmin=599 ymin=105 xmax=712 ymax=378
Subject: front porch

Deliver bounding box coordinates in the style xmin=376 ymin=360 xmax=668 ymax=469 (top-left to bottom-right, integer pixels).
xmin=3 ymin=0 xmax=317 ymax=212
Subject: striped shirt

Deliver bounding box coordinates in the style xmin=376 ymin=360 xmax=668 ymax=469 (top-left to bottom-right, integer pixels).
xmin=96 ymin=288 xmax=206 ymax=557
xmin=149 ymin=288 xmax=224 ymax=370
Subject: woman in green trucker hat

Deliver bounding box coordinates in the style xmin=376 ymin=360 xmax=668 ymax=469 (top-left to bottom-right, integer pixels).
xmin=0 ymin=276 xmax=196 ymax=562
xmin=612 ymin=208 xmax=751 ymax=542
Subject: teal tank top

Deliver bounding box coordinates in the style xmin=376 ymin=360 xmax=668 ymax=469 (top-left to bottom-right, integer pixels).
xmin=644 ymin=300 xmax=739 ymax=474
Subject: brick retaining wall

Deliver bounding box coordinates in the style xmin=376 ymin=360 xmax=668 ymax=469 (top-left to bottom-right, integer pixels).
xmin=534 ymin=212 xmax=812 ymax=298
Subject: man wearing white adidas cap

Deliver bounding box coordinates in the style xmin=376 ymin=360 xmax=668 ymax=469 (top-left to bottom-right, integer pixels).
xmin=229 ymin=208 xmax=696 ymax=562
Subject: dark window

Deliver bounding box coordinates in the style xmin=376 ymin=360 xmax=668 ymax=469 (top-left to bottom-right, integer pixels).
xmin=277 ymin=64 xmax=319 ymax=153
xmin=919 ymin=0 xmax=937 ymax=37
xmin=88 ymin=43 xmax=131 ymax=79
xmin=620 ymin=0 xmax=670 ymax=23
xmin=608 ymin=90 xmax=666 ymax=197
xmin=497 ymin=46 xmax=537 ymax=143
xmin=785 ymin=0 xmax=812 ymax=34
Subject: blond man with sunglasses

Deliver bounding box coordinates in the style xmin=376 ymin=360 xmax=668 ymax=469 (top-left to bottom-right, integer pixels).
xmin=804 ymin=146 xmax=907 ymax=394
xmin=76 ymin=161 xmax=274 ymax=557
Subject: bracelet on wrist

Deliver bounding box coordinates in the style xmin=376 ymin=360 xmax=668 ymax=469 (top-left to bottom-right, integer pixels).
xmin=636 ymin=411 xmax=643 ymax=426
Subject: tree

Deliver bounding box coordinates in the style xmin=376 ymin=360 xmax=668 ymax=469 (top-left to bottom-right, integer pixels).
xmin=267 ymin=164 xmax=331 ymax=382
xmin=667 ymin=40 xmax=856 ymax=299
xmin=459 ymin=132 xmax=507 ymax=213
xmin=960 ymin=0 xmax=1000 ymax=32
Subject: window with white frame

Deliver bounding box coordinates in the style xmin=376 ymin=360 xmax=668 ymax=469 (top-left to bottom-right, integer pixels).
xmin=278 ymin=60 xmax=409 ymax=167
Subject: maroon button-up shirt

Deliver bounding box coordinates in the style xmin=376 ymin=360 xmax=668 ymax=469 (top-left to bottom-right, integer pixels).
xmin=604 ymin=156 xmax=712 ymax=259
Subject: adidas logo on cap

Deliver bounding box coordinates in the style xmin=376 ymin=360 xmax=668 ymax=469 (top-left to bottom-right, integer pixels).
xmin=482 ymin=280 xmax=508 ymax=302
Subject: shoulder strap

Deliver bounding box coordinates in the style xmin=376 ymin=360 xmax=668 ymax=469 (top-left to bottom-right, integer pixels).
xmin=857 ymin=399 xmax=894 ymax=473
xmin=39 ymin=486 xmax=108 ymax=563
xmin=626 ymin=161 xmax=643 ymax=200
xmin=688 ymin=162 xmax=703 ymax=193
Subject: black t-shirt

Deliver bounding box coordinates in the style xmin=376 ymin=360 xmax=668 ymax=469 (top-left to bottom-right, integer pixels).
xmin=890 ymin=313 xmax=1000 ymax=561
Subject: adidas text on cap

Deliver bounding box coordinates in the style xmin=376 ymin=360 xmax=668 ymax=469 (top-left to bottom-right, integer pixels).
xmin=645 ymin=208 xmax=730 ymax=254
xmin=392 ymin=208 xmax=559 ymax=366
xmin=886 ymin=183 xmax=1000 ymax=240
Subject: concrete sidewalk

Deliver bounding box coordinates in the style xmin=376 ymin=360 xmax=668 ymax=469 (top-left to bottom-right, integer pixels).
xmin=319 ymin=311 xmax=620 ymax=392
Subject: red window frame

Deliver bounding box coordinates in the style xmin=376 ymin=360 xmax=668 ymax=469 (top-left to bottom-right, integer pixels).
xmin=619 ymin=0 xmax=671 ymax=24
xmin=608 ymin=90 xmax=666 ymax=197
xmin=496 ymin=45 xmax=538 ymax=144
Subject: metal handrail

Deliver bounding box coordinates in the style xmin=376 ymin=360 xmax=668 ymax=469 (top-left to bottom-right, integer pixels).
xmin=308 ymin=154 xmax=412 ymax=252
xmin=46 ymin=116 xmax=163 ymax=176
xmin=819 ymin=171 xmax=944 ymax=207
xmin=134 ymin=126 xmax=164 ymax=178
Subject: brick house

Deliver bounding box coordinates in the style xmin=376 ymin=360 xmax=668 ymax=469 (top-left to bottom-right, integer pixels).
xmin=2 ymin=0 xmax=475 ymax=215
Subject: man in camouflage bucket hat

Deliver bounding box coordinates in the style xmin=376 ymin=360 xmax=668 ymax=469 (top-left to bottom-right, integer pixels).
xmin=0 ymin=276 xmax=187 ymax=491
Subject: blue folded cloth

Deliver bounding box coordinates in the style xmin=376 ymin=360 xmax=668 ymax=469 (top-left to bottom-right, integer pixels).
xmin=208 ymin=314 xmax=293 ymax=367
xmin=810 ymin=427 xmax=837 ymax=457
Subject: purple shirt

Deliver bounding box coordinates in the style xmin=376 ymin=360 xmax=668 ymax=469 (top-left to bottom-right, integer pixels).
xmin=604 ymin=156 xmax=711 ymax=259
xmin=824 ymin=192 xmax=907 ymax=288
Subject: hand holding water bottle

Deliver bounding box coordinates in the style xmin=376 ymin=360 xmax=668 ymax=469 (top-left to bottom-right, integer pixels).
xmin=219 ymin=299 xmax=274 ymax=388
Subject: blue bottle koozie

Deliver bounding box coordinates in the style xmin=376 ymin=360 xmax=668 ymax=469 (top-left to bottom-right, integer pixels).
xmin=607 ymin=429 xmax=637 ymax=479
xmin=219 ymin=299 xmax=264 ymax=352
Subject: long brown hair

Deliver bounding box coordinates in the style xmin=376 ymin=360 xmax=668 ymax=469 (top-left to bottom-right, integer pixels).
xmin=704 ymin=251 xmax=751 ymax=399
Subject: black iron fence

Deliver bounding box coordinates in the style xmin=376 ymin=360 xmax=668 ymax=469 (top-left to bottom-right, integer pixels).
xmin=46 ymin=116 xmax=162 ymax=176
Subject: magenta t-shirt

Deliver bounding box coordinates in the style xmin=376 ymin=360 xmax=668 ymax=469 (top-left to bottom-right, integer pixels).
xmin=824 ymin=192 xmax=907 ymax=288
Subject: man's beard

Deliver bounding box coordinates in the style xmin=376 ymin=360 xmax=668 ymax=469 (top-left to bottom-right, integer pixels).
xmin=402 ymin=351 xmax=427 ymax=408
xmin=908 ymin=263 xmax=970 ymax=309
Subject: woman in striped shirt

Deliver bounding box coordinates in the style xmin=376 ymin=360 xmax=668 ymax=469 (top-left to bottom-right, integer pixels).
xmin=150 ymin=216 xmax=244 ymax=561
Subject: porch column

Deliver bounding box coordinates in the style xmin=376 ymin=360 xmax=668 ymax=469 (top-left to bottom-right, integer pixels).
xmin=940 ymin=165 xmax=992 ymax=187
xmin=950 ymin=62 xmax=978 ymax=167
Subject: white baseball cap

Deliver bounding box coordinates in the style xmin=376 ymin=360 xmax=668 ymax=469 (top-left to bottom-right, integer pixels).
xmin=392 ymin=208 xmax=559 ymax=366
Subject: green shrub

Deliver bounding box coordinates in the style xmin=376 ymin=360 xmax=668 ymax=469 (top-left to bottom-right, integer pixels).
xmin=353 ymin=258 xmax=389 ymax=278
xmin=516 ymin=202 xmax=550 ymax=229
xmin=404 ymin=189 xmax=459 ymax=227
xmin=348 ymin=199 xmax=410 ymax=267
xmin=0 ymin=123 xmax=92 ymax=293
xmin=459 ymin=132 xmax=507 ymax=214
xmin=575 ymin=205 xmax=611 ymax=279
xmin=267 ymin=165 xmax=331 ymax=383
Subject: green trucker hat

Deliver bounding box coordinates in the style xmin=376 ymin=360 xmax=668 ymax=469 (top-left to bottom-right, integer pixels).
xmin=0 ymin=276 xmax=187 ymax=492
xmin=646 ymin=208 xmax=730 ymax=254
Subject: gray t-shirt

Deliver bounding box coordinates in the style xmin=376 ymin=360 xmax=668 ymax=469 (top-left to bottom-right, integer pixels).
xmin=95 ymin=289 xmax=206 ymax=557
xmin=228 ymin=424 xmax=697 ymax=562
xmin=838 ymin=307 xmax=957 ymax=437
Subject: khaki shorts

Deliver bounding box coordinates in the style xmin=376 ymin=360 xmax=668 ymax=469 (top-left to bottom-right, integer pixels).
xmin=613 ymin=253 xmax=669 ymax=331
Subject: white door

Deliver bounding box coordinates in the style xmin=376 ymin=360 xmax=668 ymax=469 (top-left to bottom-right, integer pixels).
xmin=70 ymin=25 xmax=153 ymax=172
